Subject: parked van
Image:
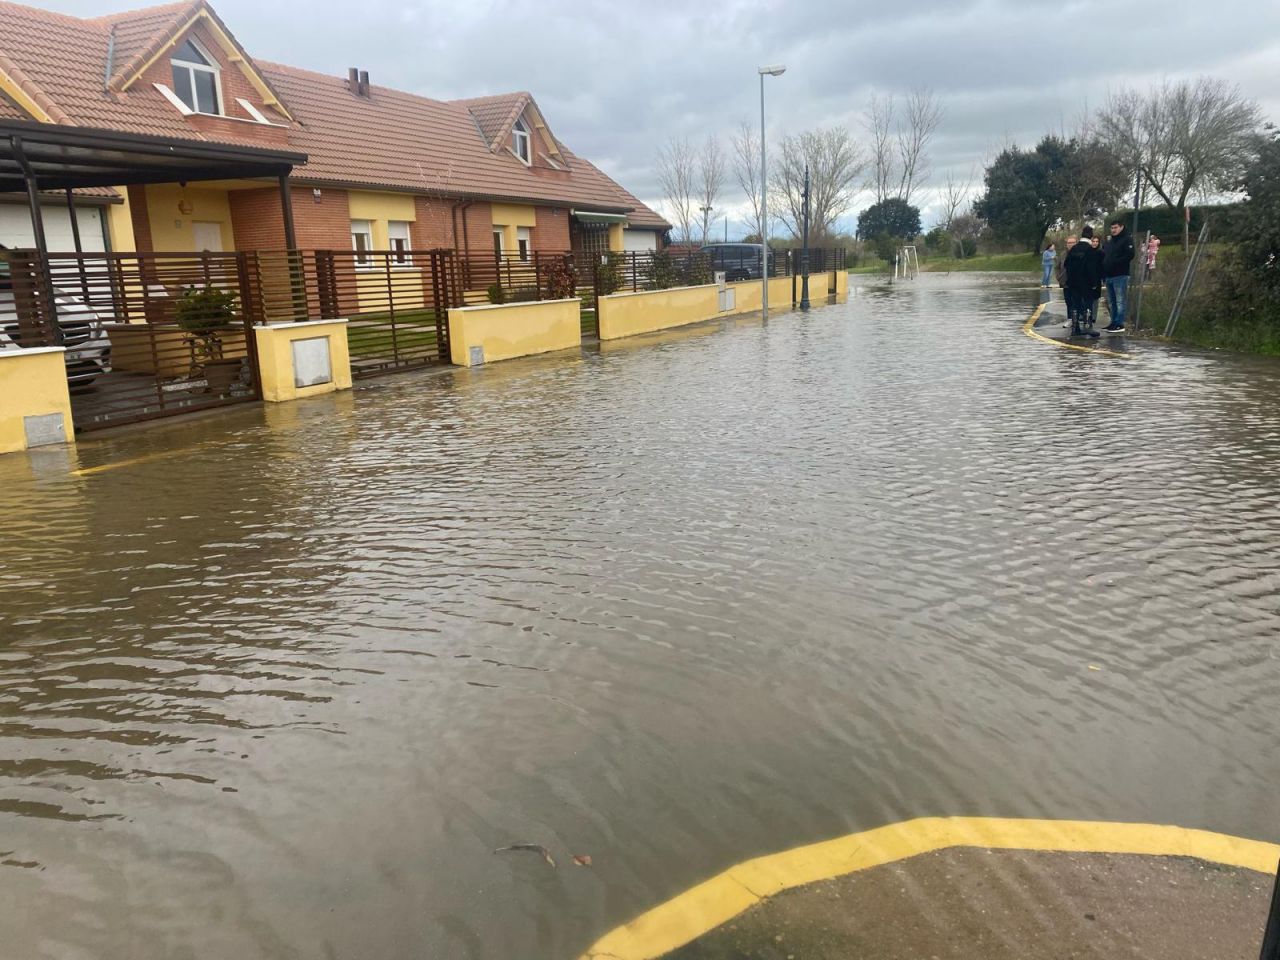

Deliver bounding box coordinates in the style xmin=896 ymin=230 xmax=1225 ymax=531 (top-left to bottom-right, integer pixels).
xmin=701 ymin=243 xmax=765 ymax=282
xmin=0 ymin=246 xmax=112 ymax=387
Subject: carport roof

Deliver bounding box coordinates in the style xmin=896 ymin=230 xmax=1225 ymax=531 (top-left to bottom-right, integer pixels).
xmin=0 ymin=117 xmax=306 ymax=193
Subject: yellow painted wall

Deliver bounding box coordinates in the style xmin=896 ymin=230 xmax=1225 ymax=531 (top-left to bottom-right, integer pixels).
xmin=146 ymin=184 xmax=235 ymax=251
xmin=348 ymin=191 xmax=417 ymax=249
xmin=490 ymin=203 xmax=537 ymax=253
xmin=835 ymin=269 xmax=848 ymax=297
xmin=254 ymin=320 xmax=352 ymax=402
xmin=448 ymin=298 xmax=581 ymax=366
xmin=608 ymin=223 xmax=625 ymax=252
xmin=106 ymin=190 xmax=137 ymax=252
xmin=597 ymin=284 xmax=720 ymax=341
xmin=0 ymin=348 xmax=74 ymax=454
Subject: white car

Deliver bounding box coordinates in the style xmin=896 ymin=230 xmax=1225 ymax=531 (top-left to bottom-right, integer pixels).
xmin=0 ymin=247 xmax=112 ymax=388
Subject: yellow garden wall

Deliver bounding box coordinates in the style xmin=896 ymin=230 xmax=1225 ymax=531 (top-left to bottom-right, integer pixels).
xmin=448 ymin=298 xmax=581 ymax=366
xmin=0 ymin=347 xmax=74 ymax=454
xmin=597 ymin=284 xmax=721 ymax=340
xmin=253 ymin=320 xmax=352 ymax=402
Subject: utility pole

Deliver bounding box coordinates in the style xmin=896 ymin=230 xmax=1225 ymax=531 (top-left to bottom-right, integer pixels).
xmin=699 ymin=204 xmax=713 ymax=246
xmin=799 ymin=164 xmax=811 ymax=311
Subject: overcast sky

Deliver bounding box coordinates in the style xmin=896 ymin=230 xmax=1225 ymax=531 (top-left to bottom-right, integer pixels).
xmin=35 ymin=0 xmax=1280 ymax=237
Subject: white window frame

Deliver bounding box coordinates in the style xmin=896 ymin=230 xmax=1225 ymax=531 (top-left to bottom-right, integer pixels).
xmin=516 ymin=226 xmax=532 ymax=262
xmin=492 ymin=228 xmax=505 ymax=257
xmin=512 ymin=119 xmax=531 ymax=166
xmin=351 ymin=219 xmax=374 ymax=268
xmin=170 ymin=36 xmax=223 ymax=117
xmin=388 ymin=220 xmax=413 ymax=267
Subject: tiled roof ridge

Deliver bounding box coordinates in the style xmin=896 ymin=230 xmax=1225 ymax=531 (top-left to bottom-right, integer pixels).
xmin=450 ymin=90 xmax=533 ymax=106
xmin=0 ymin=0 xmax=106 ymax=29
xmin=88 ymin=0 xmax=190 ymax=24
xmin=106 ymin=0 xmax=203 ymax=91
xmin=0 ymin=48 xmax=72 ymax=123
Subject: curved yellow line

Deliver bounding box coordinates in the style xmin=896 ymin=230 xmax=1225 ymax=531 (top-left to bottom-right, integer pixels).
xmin=1022 ymin=301 xmax=1133 ymax=359
xmin=580 ymin=816 xmax=1279 ymax=960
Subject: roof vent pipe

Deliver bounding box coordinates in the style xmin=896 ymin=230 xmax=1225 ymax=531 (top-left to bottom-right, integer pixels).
xmin=358 ymin=71 xmax=370 ymax=97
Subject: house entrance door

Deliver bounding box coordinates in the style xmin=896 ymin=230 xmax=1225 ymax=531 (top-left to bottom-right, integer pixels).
xmin=193 ymin=222 xmax=223 ymax=252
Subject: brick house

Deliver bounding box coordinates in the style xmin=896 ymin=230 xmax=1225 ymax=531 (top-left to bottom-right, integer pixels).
xmin=0 ymin=0 xmax=669 ymax=260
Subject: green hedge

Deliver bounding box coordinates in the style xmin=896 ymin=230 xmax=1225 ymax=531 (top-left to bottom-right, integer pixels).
xmin=1107 ymin=203 xmax=1245 ymax=241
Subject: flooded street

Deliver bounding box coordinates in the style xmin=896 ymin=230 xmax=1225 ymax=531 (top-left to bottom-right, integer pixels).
xmin=2 ymin=274 xmax=1278 ymax=959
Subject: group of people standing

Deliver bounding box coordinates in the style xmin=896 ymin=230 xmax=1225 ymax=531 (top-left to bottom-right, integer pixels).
xmin=1039 ymin=221 xmax=1138 ymax=337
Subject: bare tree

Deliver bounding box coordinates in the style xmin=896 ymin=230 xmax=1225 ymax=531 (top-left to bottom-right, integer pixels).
xmin=771 ymin=127 xmax=866 ymax=240
xmin=895 ymin=88 xmax=943 ymax=204
xmin=864 ymin=93 xmax=896 ymax=203
xmin=939 ymin=167 xmax=972 ymax=230
xmin=1098 ymin=77 xmax=1262 ymax=210
xmin=730 ymin=120 xmax=764 ymax=241
xmin=656 ymin=137 xmax=696 ymax=244
xmin=696 ymin=135 xmax=726 ymax=245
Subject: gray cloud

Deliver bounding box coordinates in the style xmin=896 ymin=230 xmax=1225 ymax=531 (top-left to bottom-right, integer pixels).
xmin=34 ymin=0 xmax=1280 ymax=235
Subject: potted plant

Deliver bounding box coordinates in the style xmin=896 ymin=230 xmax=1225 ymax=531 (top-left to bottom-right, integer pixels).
xmin=174 ymin=285 xmax=244 ymax=395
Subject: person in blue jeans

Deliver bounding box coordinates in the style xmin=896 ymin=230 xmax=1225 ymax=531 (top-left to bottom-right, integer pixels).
xmin=1041 ymin=242 xmax=1056 ymax=287
xmin=1100 ymin=220 xmax=1135 ymax=332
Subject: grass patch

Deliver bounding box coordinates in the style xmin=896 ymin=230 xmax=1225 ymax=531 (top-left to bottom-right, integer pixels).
xmin=920 ymin=252 xmax=1039 ymax=273
xmin=849 ymin=252 xmax=1039 ymax=276
xmin=1130 ymin=252 xmax=1280 ymax=355
xmin=346 ymin=310 xmax=441 ymax=360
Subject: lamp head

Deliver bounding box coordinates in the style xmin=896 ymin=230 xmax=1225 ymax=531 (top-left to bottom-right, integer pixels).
xmin=758 ymin=65 xmax=787 ymax=76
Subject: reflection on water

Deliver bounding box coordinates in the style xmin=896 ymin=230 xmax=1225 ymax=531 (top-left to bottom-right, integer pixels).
xmin=1 ymin=275 xmax=1278 ymax=959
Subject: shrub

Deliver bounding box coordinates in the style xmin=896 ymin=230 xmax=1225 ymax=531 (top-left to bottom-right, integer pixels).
xmin=174 ymin=285 xmax=237 ymax=333
xmin=486 ymin=283 xmax=506 ymax=305
xmin=544 ymin=258 xmax=578 ymax=300
xmin=595 ymin=253 xmax=624 ymax=296
xmin=507 ymin=287 xmax=539 ymax=303
xmin=650 ymin=250 xmax=677 ymax=289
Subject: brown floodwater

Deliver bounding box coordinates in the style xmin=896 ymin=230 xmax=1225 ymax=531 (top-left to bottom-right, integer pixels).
xmin=1 ymin=275 xmax=1277 ymax=959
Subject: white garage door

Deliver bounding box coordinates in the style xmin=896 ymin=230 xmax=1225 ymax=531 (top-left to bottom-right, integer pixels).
xmin=623 ymin=229 xmax=657 ymax=252
xmin=0 ymin=203 xmax=107 ymax=253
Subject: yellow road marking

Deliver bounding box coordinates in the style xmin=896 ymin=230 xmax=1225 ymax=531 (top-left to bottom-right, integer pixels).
xmin=580 ymin=816 xmax=1280 ymax=960
xmin=1022 ymin=301 xmax=1133 ymax=359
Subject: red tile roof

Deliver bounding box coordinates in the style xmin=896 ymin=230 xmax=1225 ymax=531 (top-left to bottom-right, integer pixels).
xmin=0 ymin=0 xmax=669 ymax=230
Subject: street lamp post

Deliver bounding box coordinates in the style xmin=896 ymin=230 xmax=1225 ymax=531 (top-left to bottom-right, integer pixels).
xmin=800 ymin=164 xmax=811 ymax=311
xmin=699 ymin=204 xmax=713 ymax=246
xmin=758 ymin=64 xmax=785 ymax=319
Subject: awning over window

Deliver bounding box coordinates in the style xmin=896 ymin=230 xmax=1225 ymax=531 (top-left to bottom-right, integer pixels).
xmin=571 ymin=210 xmax=629 ymax=225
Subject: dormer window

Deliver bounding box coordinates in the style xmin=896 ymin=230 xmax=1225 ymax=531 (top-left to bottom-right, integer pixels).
xmin=512 ymin=118 xmax=531 ymax=165
xmin=171 ymin=38 xmax=221 ymax=115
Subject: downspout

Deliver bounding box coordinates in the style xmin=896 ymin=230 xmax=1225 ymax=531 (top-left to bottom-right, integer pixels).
xmin=451 ymin=199 xmax=474 ymax=291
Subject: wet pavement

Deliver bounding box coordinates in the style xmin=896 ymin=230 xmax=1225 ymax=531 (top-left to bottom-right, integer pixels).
xmin=1 ymin=274 xmax=1278 ymax=959
xmin=665 ymin=849 xmax=1273 ymax=960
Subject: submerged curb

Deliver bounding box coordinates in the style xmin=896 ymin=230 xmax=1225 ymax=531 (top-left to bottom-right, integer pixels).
xmin=579 ymin=816 xmax=1280 ymax=960
xmin=1022 ymin=301 xmax=1133 ymax=359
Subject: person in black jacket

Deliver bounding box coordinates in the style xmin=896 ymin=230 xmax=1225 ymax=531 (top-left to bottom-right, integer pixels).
xmin=1063 ymin=226 xmax=1102 ymax=338
xmin=1100 ymin=219 xmax=1136 ymax=332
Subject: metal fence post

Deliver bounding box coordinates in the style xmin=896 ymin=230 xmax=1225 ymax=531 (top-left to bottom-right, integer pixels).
xmin=235 ymin=251 xmax=265 ymax=401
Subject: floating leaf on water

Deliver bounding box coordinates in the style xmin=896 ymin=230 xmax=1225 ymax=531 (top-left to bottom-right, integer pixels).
xmin=494 ymin=844 xmax=556 ymax=867
xmin=572 ymin=854 xmax=593 ymax=867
